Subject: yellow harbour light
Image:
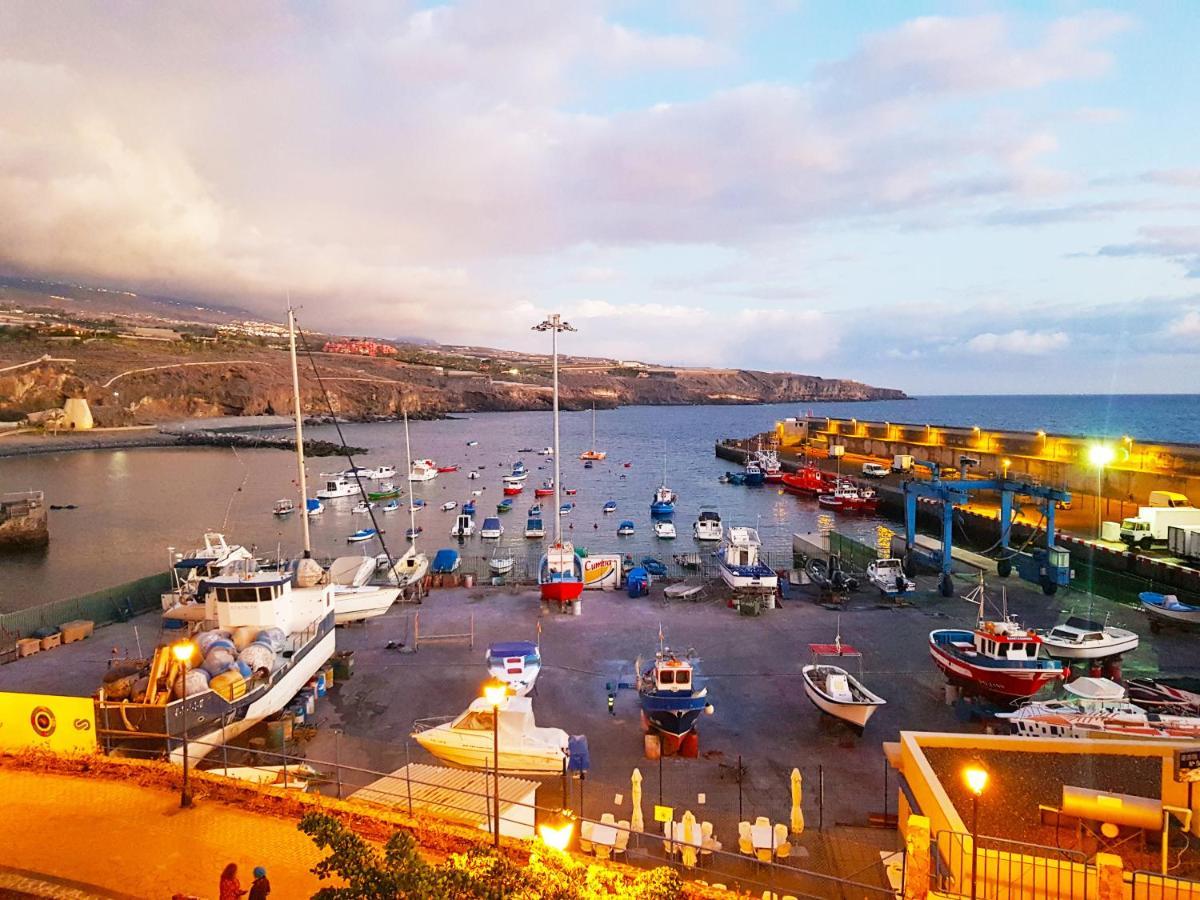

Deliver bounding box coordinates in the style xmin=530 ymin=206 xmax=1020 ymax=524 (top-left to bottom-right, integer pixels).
xmin=1088 ymin=444 xmax=1116 ymax=467
xmin=964 ymin=765 xmax=989 ymax=797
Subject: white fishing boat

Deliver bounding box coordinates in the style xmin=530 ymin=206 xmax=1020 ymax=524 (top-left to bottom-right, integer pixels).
xmin=408 ymin=459 xmax=439 ymax=482
xmin=317 ymin=476 xmax=362 ymax=499
xmin=693 ymin=508 xmax=722 ymax=542
xmin=800 ymin=631 xmax=886 ymax=732
xmin=352 ymin=500 xmax=375 ymax=514
xmin=654 ymin=520 xmax=677 ymax=540
xmin=273 ymin=498 xmax=296 ymax=516
xmin=412 ymin=695 xmax=569 ymax=772
xmin=1038 ymin=616 xmax=1139 ymax=659
xmin=329 ymin=555 xmax=401 ymax=624
xmin=441 ymin=501 xmax=458 ymax=511
xmin=998 ymin=678 xmax=1200 ymax=741
xmin=502 ymin=472 xmax=528 ymax=485
xmin=451 ymin=513 xmax=475 ymax=538
xmin=161 ymin=532 xmax=255 ymax=613
xmin=489 ymin=552 xmax=515 ymax=575
xmin=485 ymin=641 xmax=541 ymax=697
xmin=371 ymin=464 xmax=397 ymax=480
xmin=718 ymin=526 xmax=778 ymax=591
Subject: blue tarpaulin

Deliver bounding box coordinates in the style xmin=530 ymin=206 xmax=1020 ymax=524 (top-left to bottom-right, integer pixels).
xmin=173 ymin=558 xmax=212 ymax=570
xmin=487 ymin=641 xmax=538 ymax=659
xmin=567 ymin=735 xmax=590 ymax=772
xmin=431 ymin=548 xmax=460 ymax=573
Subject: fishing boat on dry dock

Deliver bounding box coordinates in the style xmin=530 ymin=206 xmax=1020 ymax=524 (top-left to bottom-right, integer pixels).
xmin=929 ymin=615 xmax=1063 ymax=703
xmin=328 ymin=555 xmax=400 ymax=624
xmin=717 ymin=526 xmax=777 ymax=592
xmin=801 ymin=633 xmax=886 ymax=733
xmin=412 ymin=695 xmax=570 ymax=772
xmin=485 ymin=641 xmax=542 ymax=697
xmin=637 ymin=639 xmax=712 ymax=755
xmin=1139 ymin=591 xmax=1200 ymax=629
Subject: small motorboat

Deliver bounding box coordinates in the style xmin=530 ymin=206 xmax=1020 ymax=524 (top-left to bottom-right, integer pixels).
xmin=480 ymin=516 xmax=504 ymax=539
xmin=496 ymin=498 xmax=514 ymax=514
xmin=371 ymin=464 xmax=398 ymax=480
xmin=489 ymin=553 xmax=515 ymax=576
xmin=654 ymin=520 xmax=677 ymax=540
xmin=538 ymin=447 xmax=554 ymax=456
xmin=412 ymin=696 xmax=569 ymax=772
xmin=1038 ymin=616 xmax=1139 ymax=659
xmin=617 ymin=520 xmax=635 ymax=536
xmin=486 ymin=641 xmax=541 ymax=697
xmin=468 ymin=471 xmax=480 ymax=480
xmin=408 ymin=459 xmax=439 ymax=482
xmin=564 ymin=487 xmax=577 ymax=496
xmin=503 ymin=484 xmax=523 ymax=496
xmin=441 ymin=501 xmax=458 ymax=511
xmin=534 ymin=481 xmax=556 ymax=497
xmin=865 ymin=558 xmax=915 ymax=596
xmin=602 ymin=500 xmax=617 ymax=514
xmin=466 ymin=441 xmax=479 ymax=447
xmin=451 ymin=513 xmax=475 ymax=538
xmin=1126 ymin=676 xmax=1200 ymax=715
xmin=693 ymin=508 xmax=722 ymax=542
xmin=583 ymin=461 xmax=593 ymax=469
xmin=317 ymin=476 xmax=362 ymax=499
xmin=431 ymin=548 xmax=461 ymax=574
xmin=743 ymin=463 xmax=766 ymax=486
xmin=410 ymin=498 xmax=427 ymax=509
xmin=381 ymin=500 xmax=401 ymax=513
xmin=437 ymin=465 xmax=460 ymax=473
xmin=559 ymin=502 xmax=574 ymax=514
xmin=672 ymin=552 xmax=702 ymax=569
xmin=801 ymin=634 xmax=886 ymax=732
xmin=717 ymin=474 xmax=730 ymax=484
xmin=353 ymin=500 xmax=375 ymax=514
xmin=1140 ymin=592 xmax=1200 ymax=629
xmin=463 ymin=500 xmax=477 ymax=516
xmin=524 ymin=517 xmax=545 ymax=538
xmin=528 ymin=503 xmax=542 ymax=517
xmin=405 ymin=526 xmax=423 ymax=541
xmin=306 ymin=498 xmax=324 ymax=516
xmin=650 ymin=483 xmax=676 ymax=517
xmin=367 ymin=484 xmax=401 ymax=501
xmin=725 ymin=472 xmax=746 ymax=486
xmin=641 ymin=557 xmax=668 ymax=577
xmin=273 ymin=498 xmax=296 ymax=516
xmin=347 ymin=528 xmax=379 ymax=543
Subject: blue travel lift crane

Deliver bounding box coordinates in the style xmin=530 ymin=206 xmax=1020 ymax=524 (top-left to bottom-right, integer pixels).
xmin=902 ymin=456 xmax=1074 ymax=597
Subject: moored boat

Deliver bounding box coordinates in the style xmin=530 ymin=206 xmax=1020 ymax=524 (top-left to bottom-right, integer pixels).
xmin=480 ymin=517 xmax=504 ymax=539
xmin=743 ymin=462 xmax=765 ymax=486
xmin=650 ymin=484 xmax=676 ymax=517
xmin=524 ymin=516 xmax=545 ymax=538
xmin=437 ymin=465 xmax=459 ymax=473
xmin=617 ymin=520 xmax=635 ymax=536
xmin=317 ymin=476 xmax=361 ymax=499
xmin=451 ymin=513 xmax=474 ymax=538
xmin=780 ymin=465 xmax=832 ymax=497
xmin=273 ymin=498 xmax=296 ymax=516
xmin=653 ymin=520 xmax=677 ymax=540
xmin=693 ymin=508 xmax=722 ymax=542
xmin=496 ymin=498 xmax=514 ymax=513
xmin=602 ymin=500 xmax=617 ymax=514
xmin=348 ymin=528 xmax=379 ymax=543
xmin=408 ymin=459 xmax=439 ymax=482
xmin=579 ymin=404 xmax=607 ymax=460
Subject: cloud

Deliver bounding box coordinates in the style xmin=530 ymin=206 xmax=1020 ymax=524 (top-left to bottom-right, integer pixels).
xmin=964 ymin=329 xmax=1069 ymax=354
xmin=1166 ymin=309 xmax=1200 ymax=337
xmin=1097 ymin=227 xmax=1200 ymax=277
xmin=1144 ymin=169 xmax=1200 ymax=188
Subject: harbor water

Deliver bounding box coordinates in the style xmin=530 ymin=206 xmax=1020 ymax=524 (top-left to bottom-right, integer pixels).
xmin=2 ymin=394 xmax=1197 ymax=612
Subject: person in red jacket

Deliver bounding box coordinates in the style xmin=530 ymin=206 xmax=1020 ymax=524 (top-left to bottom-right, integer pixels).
xmin=219 ymin=863 xmax=246 ymax=900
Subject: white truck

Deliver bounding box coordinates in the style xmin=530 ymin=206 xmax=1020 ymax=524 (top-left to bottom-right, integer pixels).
xmin=891 ymin=454 xmax=913 ymax=473
xmin=1167 ymin=525 xmax=1200 ymax=561
xmin=1120 ymin=506 xmax=1200 ymax=549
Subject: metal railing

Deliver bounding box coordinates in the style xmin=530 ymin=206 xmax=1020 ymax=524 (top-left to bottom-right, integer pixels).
xmin=1130 ymin=869 xmax=1200 ymax=900
xmin=103 ymin=732 xmax=898 ymax=898
xmin=933 ymin=830 xmax=1094 ymax=899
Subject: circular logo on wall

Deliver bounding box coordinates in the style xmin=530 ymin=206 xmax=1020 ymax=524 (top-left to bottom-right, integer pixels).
xmin=30 ymin=706 xmax=56 ymax=738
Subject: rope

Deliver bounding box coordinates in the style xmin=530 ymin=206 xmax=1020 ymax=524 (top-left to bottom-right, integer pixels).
xmin=220 ymin=444 xmax=250 ymax=533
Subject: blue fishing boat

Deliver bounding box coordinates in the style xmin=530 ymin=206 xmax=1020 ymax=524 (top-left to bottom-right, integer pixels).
xmin=405 ymin=526 xmax=423 ymax=540
xmin=617 ymin=520 xmax=635 ymax=536
xmin=638 ymin=639 xmax=712 ymax=751
xmin=463 ymin=500 xmax=476 ymax=516
xmin=602 ymin=500 xmax=617 ymax=514
xmin=347 ymin=528 xmax=379 ymax=543
xmin=641 ymin=557 xmax=668 ymax=577
xmin=497 ymin=498 xmax=514 ymax=513
xmin=524 ymin=516 xmax=545 ymax=538
xmin=650 ymin=484 xmax=676 ymax=517
xmin=743 ymin=462 xmax=765 ymax=486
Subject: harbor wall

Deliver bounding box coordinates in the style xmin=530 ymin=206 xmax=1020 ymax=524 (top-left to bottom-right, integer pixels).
xmin=0 ymin=491 xmax=48 ymax=550
xmin=778 ymin=416 xmax=1200 ymax=505
xmin=0 ymin=571 xmax=169 ymax=641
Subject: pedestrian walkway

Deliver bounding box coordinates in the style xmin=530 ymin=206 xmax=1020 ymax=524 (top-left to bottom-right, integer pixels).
xmin=0 ymin=770 xmax=326 ymax=899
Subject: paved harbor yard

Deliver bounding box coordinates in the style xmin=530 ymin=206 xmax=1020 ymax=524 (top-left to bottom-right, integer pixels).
xmin=2 ymin=569 xmax=1194 ymax=890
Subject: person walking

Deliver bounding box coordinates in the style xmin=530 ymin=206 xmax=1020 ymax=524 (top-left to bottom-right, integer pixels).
xmin=248 ymin=866 xmax=271 ymax=900
xmin=219 ymin=863 xmax=246 ymax=900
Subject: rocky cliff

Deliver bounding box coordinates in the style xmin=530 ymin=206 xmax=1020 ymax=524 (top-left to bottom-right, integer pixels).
xmin=0 ymin=337 xmax=905 ymax=426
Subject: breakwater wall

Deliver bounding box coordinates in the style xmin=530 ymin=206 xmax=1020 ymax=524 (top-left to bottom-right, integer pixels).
xmin=781 ymin=416 xmax=1200 ymax=505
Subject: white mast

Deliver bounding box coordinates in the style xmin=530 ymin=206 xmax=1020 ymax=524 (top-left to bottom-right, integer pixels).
xmin=403 ymin=407 xmax=418 ymax=551
xmin=591 ymin=402 xmax=596 ymax=453
xmin=288 ymin=307 xmax=312 ymax=555
xmin=533 ymin=314 xmax=575 ymax=545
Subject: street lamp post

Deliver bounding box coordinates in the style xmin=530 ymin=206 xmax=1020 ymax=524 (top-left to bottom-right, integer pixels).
xmin=964 ymin=765 xmax=989 ymax=900
xmin=1089 ymin=444 xmax=1116 ymax=539
xmin=173 ymin=641 xmax=196 ymax=808
xmin=483 ymin=679 xmax=507 ymax=848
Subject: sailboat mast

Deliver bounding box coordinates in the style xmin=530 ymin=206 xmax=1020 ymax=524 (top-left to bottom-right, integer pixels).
xmin=552 ymin=323 xmax=562 ymax=545
xmin=288 ymin=307 xmax=312 ymax=555
xmin=591 ymin=403 xmax=596 ymax=451
xmin=403 ymin=408 xmax=417 ymax=550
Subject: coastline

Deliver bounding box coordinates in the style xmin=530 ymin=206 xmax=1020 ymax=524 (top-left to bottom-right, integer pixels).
xmin=0 ymin=427 xmax=181 ymax=459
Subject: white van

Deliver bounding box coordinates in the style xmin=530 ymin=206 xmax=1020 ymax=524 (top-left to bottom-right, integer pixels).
xmin=862 ymin=463 xmax=889 ymax=478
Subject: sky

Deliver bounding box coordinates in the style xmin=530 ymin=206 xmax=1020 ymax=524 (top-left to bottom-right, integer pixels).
xmin=1 ymin=2 xmax=1198 ymax=394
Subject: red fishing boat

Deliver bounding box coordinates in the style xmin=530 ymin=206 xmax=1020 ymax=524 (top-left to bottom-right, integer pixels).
xmin=564 ymin=488 xmax=577 ymax=496
xmin=437 ymin=465 xmax=460 ymax=473
xmin=929 ymin=618 xmax=1064 ymax=702
xmin=817 ymin=483 xmax=879 ymax=512
xmin=534 ymin=481 xmax=556 ymax=498
xmin=781 ymin=465 xmax=833 ymax=497
xmin=503 ymin=484 xmax=523 ymax=496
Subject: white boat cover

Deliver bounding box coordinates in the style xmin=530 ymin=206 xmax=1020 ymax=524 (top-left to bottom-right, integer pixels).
xmin=1064 ymin=677 xmax=1126 ymax=701
xmin=329 ymin=556 xmax=375 ymax=587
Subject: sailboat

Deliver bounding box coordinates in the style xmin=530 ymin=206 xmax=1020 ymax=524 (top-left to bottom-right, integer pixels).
xmin=383 ymin=409 xmax=431 ymax=589
xmin=535 ymin=314 xmax=585 ymax=606
xmin=579 ymin=403 xmax=607 ymax=460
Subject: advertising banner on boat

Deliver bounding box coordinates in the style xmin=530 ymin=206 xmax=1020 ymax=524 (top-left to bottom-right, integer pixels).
xmin=583 ymin=555 xmax=621 ymax=590
xmin=0 ymin=691 xmax=97 ymax=753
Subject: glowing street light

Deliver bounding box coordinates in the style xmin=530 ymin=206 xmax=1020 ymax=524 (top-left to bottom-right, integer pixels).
xmin=172 ymin=640 xmax=197 ymax=808
xmin=1089 ymin=444 xmax=1116 ymax=540
xmin=1037 ymin=430 xmax=1047 ymax=455
xmin=963 ymin=764 xmax=989 ymax=900
xmin=1001 ymin=458 xmax=1011 ymax=478
xmin=538 ymin=810 xmax=576 ymax=851
xmin=483 ymin=678 xmax=507 ymax=847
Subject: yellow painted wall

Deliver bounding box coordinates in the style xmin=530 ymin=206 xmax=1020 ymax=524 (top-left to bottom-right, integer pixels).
xmin=0 ymin=692 xmax=97 ymax=753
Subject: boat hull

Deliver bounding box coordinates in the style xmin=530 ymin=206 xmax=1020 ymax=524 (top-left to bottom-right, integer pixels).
xmin=639 ymin=693 xmax=707 ymax=738
xmin=1140 ymin=594 xmax=1200 ymax=626
xmin=413 ymin=733 xmax=566 ymax=773
xmin=540 ymin=579 xmax=584 ymax=603
xmin=334 ymin=587 xmax=402 ymax=624
xmin=800 ymin=666 xmax=884 ymax=731
xmin=1040 ymin=634 xmax=1140 ymax=660
xmin=929 ymin=631 xmax=1062 ymax=701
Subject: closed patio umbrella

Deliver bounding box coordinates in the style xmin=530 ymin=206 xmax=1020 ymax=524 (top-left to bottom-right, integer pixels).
xmin=681 ymin=810 xmax=698 ymax=868
xmin=790 ymin=768 xmax=805 ymax=836
xmin=631 ymin=767 xmax=644 ymax=833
